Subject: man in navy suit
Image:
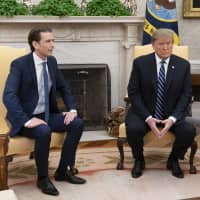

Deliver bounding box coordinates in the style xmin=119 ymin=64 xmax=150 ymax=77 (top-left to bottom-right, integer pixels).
xmin=125 ymin=28 xmax=196 ymax=179
xmin=3 ymin=27 xmax=86 ymax=196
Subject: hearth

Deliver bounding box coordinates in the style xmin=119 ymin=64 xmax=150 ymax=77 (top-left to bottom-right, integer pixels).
xmin=57 ymin=64 xmax=111 ymax=130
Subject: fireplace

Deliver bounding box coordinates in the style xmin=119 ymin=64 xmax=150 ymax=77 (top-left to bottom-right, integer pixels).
xmin=57 ymin=64 xmax=111 ymax=130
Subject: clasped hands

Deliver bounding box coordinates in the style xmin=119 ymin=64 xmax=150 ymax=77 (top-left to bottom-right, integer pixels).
xmin=147 ymin=117 xmax=173 ymax=138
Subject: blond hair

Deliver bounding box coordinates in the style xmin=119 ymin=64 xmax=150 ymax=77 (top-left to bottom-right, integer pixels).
xmin=151 ymin=28 xmax=174 ymax=43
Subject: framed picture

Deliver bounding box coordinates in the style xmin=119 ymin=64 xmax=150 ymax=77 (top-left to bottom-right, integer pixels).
xmin=183 ymin=0 xmax=200 ymax=18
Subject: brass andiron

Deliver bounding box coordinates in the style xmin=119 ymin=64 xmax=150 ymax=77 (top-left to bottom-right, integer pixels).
xmin=77 ymin=70 xmax=89 ymax=121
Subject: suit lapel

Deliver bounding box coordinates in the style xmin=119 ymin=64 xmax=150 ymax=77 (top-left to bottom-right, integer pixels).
xmin=28 ymin=53 xmax=38 ymax=90
xmin=166 ymin=56 xmax=175 ymax=90
xmin=47 ymin=58 xmax=55 ymax=85
xmin=151 ymin=54 xmax=157 ymax=91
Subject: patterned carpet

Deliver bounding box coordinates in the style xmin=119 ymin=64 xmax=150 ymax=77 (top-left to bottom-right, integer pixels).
xmin=8 ymin=146 xmax=200 ymax=187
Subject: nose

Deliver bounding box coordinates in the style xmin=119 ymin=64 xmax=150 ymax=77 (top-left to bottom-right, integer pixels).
xmin=51 ymin=41 xmax=55 ymax=48
xmin=163 ymin=44 xmax=169 ymax=50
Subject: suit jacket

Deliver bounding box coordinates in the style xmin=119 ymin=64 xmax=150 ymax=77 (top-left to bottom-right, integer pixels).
xmin=3 ymin=53 xmax=76 ymax=137
xmin=128 ymin=53 xmax=192 ymax=122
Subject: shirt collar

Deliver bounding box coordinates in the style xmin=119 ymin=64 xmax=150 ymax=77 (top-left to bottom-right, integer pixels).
xmin=33 ymin=52 xmax=47 ymax=65
xmin=155 ymin=53 xmax=170 ymax=66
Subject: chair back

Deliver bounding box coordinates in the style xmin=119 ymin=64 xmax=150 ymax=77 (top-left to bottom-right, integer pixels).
xmin=0 ymin=46 xmax=27 ymax=120
xmin=133 ymin=44 xmax=189 ymax=60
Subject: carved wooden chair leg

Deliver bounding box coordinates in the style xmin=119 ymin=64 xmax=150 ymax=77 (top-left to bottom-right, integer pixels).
xmin=0 ymin=156 xmax=9 ymax=190
xmin=5 ymin=155 xmax=13 ymax=163
xmin=189 ymin=140 xmax=197 ymax=174
xmin=116 ymin=137 xmax=127 ymax=170
xmin=29 ymin=152 xmax=35 ymax=159
xmin=0 ymin=135 xmax=9 ymax=190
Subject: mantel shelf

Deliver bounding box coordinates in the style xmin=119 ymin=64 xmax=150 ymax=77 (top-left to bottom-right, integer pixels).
xmin=0 ymin=16 xmax=144 ymax=24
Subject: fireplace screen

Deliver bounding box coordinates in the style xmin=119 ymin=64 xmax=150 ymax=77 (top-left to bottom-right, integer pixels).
xmin=57 ymin=64 xmax=111 ymax=130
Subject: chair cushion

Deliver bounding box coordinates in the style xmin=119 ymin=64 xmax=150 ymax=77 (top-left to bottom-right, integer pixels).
xmin=7 ymin=132 xmax=65 ymax=156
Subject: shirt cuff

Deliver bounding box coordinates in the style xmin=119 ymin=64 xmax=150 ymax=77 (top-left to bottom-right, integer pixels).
xmin=169 ymin=116 xmax=176 ymax=123
xmin=24 ymin=119 xmax=32 ymax=127
xmin=69 ymin=109 xmax=77 ymax=113
xmin=145 ymin=115 xmax=152 ymax=122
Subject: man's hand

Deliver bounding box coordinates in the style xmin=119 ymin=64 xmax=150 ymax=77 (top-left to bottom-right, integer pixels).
xmin=159 ymin=118 xmax=174 ymax=137
xmin=26 ymin=117 xmax=47 ymax=128
xmin=146 ymin=117 xmax=162 ymax=137
xmin=63 ymin=111 xmax=77 ymax=125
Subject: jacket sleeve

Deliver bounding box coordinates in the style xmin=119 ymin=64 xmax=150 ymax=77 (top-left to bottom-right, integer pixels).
xmin=171 ymin=61 xmax=192 ymax=121
xmin=128 ymin=59 xmax=151 ymax=120
xmin=52 ymin=58 xmax=76 ymax=110
xmin=3 ymin=60 xmax=29 ymax=127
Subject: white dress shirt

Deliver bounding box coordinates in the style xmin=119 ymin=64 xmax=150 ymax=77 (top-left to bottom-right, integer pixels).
xmin=32 ymin=52 xmax=52 ymax=115
xmin=145 ymin=54 xmax=176 ymax=123
xmin=155 ymin=54 xmax=170 ymax=78
xmin=24 ymin=53 xmax=77 ymax=127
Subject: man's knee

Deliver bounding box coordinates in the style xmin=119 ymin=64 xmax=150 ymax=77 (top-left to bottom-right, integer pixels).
xmin=183 ymin=122 xmax=196 ymax=138
xmin=36 ymin=124 xmax=51 ymax=138
xmin=70 ymin=117 xmax=84 ymax=131
xmin=174 ymin=123 xmax=196 ymax=143
xmin=186 ymin=125 xmax=196 ymax=141
xmin=126 ymin=121 xmax=146 ymax=134
xmin=125 ymin=123 xmax=146 ymax=140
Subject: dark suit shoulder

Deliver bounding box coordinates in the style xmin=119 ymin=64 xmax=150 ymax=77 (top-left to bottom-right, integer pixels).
xmin=10 ymin=53 xmax=33 ymax=71
xmin=47 ymin=55 xmax=57 ymax=62
xmin=11 ymin=53 xmax=32 ymax=64
xmin=134 ymin=53 xmax=154 ymax=62
xmin=133 ymin=53 xmax=155 ymax=69
xmin=170 ymin=54 xmax=189 ymax=65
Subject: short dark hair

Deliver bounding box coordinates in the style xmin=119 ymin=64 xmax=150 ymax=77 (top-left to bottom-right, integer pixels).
xmin=28 ymin=27 xmax=53 ymax=52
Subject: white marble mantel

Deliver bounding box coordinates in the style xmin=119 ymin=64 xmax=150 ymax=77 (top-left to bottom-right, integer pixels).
xmin=0 ymin=16 xmax=144 ymax=109
xmin=0 ymin=16 xmax=144 ymax=23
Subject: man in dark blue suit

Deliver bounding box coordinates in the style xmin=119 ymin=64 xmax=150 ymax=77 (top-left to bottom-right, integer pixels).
xmin=3 ymin=27 xmax=86 ymax=196
xmin=125 ymin=28 xmax=196 ymax=179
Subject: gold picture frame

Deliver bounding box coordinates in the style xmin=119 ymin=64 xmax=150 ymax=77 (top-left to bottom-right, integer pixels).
xmin=184 ymin=0 xmax=200 ymax=18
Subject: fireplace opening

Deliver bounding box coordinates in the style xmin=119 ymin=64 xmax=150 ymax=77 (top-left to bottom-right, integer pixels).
xmin=57 ymin=64 xmax=111 ymax=131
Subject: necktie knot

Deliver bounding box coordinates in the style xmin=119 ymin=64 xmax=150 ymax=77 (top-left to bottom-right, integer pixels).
xmin=161 ymin=60 xmax=165 ymax=65
xmin=42 ymin=62 xmax=47 ymax=68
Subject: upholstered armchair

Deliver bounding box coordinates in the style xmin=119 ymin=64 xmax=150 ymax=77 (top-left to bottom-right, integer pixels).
xmin=0 ymin=46 xmax=66 ymax=190
xmin=116 ymin=44 xmax=198 ymax=174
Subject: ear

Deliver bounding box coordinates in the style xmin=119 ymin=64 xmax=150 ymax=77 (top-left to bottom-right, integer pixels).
xmin=32 ymin=41 xmax=39 ymax=50
xmin=152 ymin=43 xmax=156 ymax=50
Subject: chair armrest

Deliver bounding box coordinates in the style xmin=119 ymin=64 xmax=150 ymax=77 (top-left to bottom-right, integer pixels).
xmin=0 ymin=118 xmax=10 ymax=135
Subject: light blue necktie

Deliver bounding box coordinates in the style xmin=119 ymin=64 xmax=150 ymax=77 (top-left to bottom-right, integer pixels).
xmin=154 ymin=61 xmax=166 ymax=120
xmin=42 ymin=62 xmax=49 ymax=122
